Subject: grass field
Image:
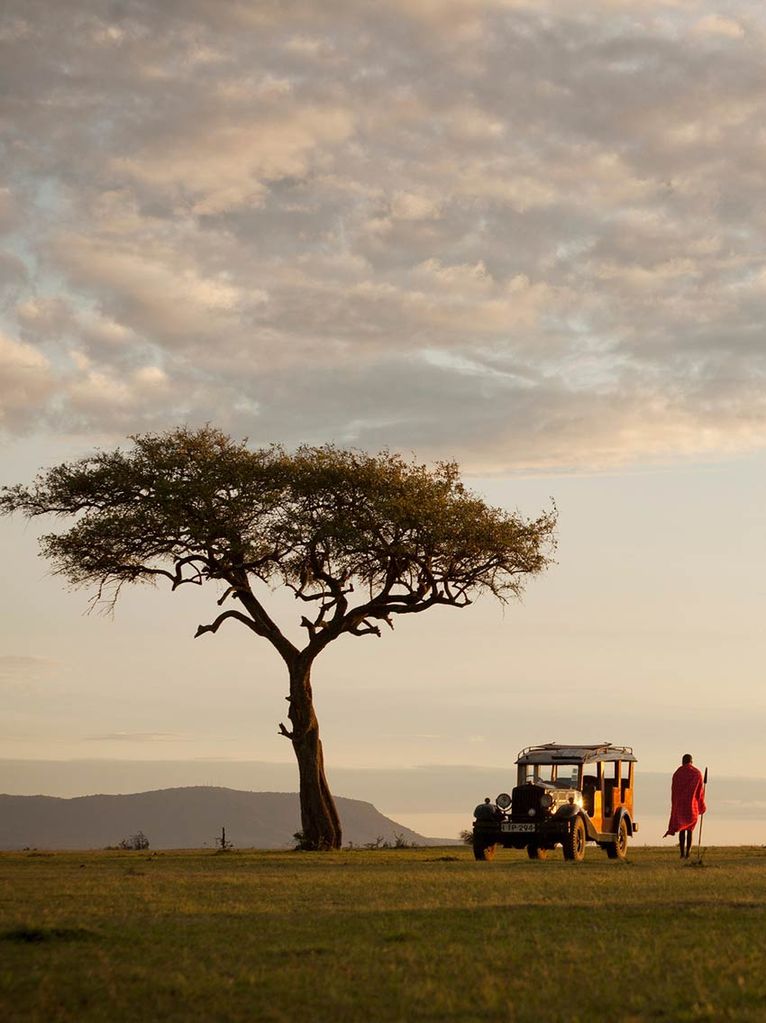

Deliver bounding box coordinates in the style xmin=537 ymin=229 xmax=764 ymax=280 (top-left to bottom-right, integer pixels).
xmin=1 ymin=845 xmax=765 ymax=1022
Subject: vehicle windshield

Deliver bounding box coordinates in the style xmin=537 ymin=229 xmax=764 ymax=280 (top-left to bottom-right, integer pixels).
xmin=527 ymin=763 xmax=580 ymax=787
xmin=552 ymin=764 xmax=579 ymax=787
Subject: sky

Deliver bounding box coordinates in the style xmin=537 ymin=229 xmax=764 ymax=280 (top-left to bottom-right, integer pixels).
xmin=1 ymin=0 xmax=765 ymax=843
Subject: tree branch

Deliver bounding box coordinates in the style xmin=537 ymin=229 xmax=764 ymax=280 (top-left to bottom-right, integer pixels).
xmin=230 ymin=571 xmax=299 ymax=664
xmin=194 ymin=610 xmax=263 ymax=638
xmin=347 ymin=620 xmax=382 ymax=637
xmin=169 ymin=556 xmax=210 ymax=590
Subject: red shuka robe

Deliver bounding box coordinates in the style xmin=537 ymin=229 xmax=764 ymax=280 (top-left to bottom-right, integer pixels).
xmin=664 ymin=763 xmax=707 ymax=836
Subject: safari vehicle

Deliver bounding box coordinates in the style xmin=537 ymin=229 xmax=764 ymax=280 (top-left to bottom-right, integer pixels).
xmin=472 ymin=742 xmax=638 ymax=862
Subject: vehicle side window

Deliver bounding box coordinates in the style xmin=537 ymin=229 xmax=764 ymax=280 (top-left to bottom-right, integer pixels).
xmin=620 ymin=762 xmax=633 ymax=802
xmin=603 ymin=761 xmax=619 ymax=815
xmin=582 ymin=772 xmax=599 ymax=791
xmin=582 ymin=770 xmax=598 ymax=815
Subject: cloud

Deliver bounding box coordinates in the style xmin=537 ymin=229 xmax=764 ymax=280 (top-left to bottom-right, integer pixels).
xmin=85 ymin=732 xmax=189 ymax=742
xmin=0 ymin=187 xmax=21 ymax=234
xmin=0 ymin=656 xmax=58 ymax=686
xmin=0 ymin=333 xmax=55 ymax=428
xmin=2 ymin=0 xmax=766 ymax=468
xmin=694 ymin=15 xmax=745 ymax=39
xmin=58 ymin=235 xmax=247 ymax=341
xmin=112 ymin=104 xmax=355 ymax=215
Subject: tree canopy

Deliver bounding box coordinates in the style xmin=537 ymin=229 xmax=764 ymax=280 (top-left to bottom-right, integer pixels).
xmin=1 ymin=426 xmax=557 ymax=848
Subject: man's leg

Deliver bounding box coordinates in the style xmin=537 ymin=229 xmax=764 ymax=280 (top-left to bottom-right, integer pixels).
xmin=678 ymin=832 xmax=685 ymax=858
xmin=684 ymin=828 xmax=693 ymax=858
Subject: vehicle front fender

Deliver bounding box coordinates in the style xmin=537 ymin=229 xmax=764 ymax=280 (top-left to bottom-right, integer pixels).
xmin=472 ymin=819 xmax=501 ymax=840
xmin=554 ymin=803 xmax=580 ymax=820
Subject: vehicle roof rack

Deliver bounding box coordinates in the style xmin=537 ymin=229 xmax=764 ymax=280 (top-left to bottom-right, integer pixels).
xmin=515 ymin=742 xmax=636 ymax=765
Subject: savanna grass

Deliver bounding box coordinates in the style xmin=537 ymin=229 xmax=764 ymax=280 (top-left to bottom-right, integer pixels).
xmin=1 ymin=846 xmax=765 ymax=1022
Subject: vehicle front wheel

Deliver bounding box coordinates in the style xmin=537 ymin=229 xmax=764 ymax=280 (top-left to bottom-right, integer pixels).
xmin=473 ymin=841 xmax=497 ymax=861
xmin=527 ymin=844 xmax=548 ymax=860
xmin=607 ymin=818 xmax=629 ymax=860
xmin=562 ymin=817 xmax=586 ymax=862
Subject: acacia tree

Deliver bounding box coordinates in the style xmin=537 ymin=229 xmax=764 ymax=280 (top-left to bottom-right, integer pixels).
xmin=1 ymin=427 xmax=556 ymax=850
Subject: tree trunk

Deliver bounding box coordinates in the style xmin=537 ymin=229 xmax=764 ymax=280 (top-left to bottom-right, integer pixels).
xmin=287 ymin=660 xmax=342 ymax=850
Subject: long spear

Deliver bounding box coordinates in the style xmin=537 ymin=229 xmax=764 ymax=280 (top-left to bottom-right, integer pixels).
xmin=696 ymin=766 xmax=708 ymax=865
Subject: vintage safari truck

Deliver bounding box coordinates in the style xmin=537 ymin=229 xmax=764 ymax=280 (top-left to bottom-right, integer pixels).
xmin=472 ymin=742 xmax=638 ymax=862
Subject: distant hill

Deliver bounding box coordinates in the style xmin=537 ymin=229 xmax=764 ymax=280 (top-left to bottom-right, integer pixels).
xmin=0 ymin=787 xmax=440 ymax=851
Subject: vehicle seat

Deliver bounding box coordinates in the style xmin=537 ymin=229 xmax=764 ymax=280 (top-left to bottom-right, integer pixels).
xmin=603 ymin=779 xmax=617 ymax=816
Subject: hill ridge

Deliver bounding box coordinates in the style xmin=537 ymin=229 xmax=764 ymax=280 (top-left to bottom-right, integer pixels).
xmin=0 ymin=785 xmax=439 ymax=851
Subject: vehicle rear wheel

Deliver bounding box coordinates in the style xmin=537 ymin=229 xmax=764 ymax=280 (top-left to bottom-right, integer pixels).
xmin=473 ymin=841 xmax=497 ymax=861
xmin=607 ymin=817 xmax=629 ymax=860
xmin=562 ymin=817 xmax=586 ymax=862
xmin=527 ymin=844 xmax=548 ymax=860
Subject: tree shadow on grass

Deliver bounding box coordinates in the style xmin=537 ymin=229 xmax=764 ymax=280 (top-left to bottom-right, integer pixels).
xmin=1 ymin=926 xmax=96 ymax=944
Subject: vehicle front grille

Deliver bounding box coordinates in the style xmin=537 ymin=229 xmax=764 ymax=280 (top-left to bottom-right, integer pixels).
xmin=511 ymin=784 xmax=543 ymax=819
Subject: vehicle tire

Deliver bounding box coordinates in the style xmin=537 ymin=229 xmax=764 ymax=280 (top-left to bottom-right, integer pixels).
xmin=607 ymin=817 xmax=629 ymax=860
xmin=527 ymin=844 xmax=548 ymax=860
xmin=562 ymin=816 xmax=586 ymax=862
xmin=473 ymin=841 xmax=497 ymax=861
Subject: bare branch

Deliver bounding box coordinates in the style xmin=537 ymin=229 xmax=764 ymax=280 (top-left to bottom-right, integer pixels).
xmin=194 ymin=610 xmax=262 ymax=638
xmin=347 ymin=620 xmax=382 ymax=637
xmin=169 ymin=556 xmax=210 ymax=590
xmin=287 ymin=582 xmax=354 ymax=603
xmin=300 ymin=615 xmax=317 ymax=638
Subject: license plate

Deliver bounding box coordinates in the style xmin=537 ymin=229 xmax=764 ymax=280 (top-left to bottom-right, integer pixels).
xmin=500 ymin=822 xmax=536 ymax=833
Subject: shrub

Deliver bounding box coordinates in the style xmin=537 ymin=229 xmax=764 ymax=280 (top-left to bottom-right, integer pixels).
xmin=118 ymin=831 xmax=150 ymax=851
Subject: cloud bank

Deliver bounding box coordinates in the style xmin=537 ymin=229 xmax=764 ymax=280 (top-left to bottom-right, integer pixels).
xmin=2 ymin=0 xmax=765 ymax=470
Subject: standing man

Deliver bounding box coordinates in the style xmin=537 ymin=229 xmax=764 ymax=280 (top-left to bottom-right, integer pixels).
xmin=664 ymin=753 xmax=707 ymax=858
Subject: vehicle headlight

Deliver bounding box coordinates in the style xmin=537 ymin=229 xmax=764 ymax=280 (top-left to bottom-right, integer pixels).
xmin=540 ymin=793 xmax=554 ymax=809
xmin=496 ymin=792 xmax=512 ymax=810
